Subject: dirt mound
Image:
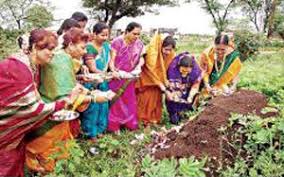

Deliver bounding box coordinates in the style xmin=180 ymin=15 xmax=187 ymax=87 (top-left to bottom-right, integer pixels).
xmin=150 ymin=90 xmax=277 ymax=161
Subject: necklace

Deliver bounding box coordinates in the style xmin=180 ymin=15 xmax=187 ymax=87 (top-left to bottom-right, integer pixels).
xmin=93 ymin=42 xmax=108 ymax=72
xmin=214 ymin=53 xmax=226 ymax=76
xmin=29 ymin=58 xmax=38 ymax=77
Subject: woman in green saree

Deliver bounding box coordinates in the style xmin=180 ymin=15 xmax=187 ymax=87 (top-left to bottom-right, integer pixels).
xmin=199 ymin=34 xmax=242 ymax=96
xmin=25 ymin=28 xmax=107 ymax=173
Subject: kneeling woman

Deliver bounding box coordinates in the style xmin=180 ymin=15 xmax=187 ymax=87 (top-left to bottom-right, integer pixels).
xmin=0 ymin=29 xmax=68 ymax=177
xmin=199 ymin=34 xmax=242 ymax=96
xmin=25 ymin=28 xmax=108 ymax=173
xmin=165 ymin=52 xmax=202 ymax=124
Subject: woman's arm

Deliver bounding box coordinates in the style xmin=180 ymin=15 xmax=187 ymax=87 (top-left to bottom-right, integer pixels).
xmin=85 ymin=59 xmax=103 ymax=73
xmin=109 ymin=50 xmax=117 ymax=72
xmin=136 ymin=55 xmax=145 ymax=69
xmin=187 ymin=80 xmax=201 ymax=103
xmin=230 ymin=75 xmax=240 ymax=91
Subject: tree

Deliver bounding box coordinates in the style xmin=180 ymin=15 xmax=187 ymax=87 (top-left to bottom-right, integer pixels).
xmin=193 ymin=0 xmax=236 ymax=33
xmin=237 ymin=0 xmax=282 ymax=34
xmin=82 ymin=0 xmax=178 ymax=30
xmin=273 ymin=0 xmax=284 ymax=39
xmin=267 ymin=0 xmax=278 ymax=38
xmin=0 ymin=0 xmax=51 ymax=29
xmin=25 ymin=5 xmax=53 ymax=29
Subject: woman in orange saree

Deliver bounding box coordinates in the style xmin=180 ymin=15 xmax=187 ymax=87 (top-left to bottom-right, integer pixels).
xmin=25 ymin=28 xmax=98 ymax=174
xmin=136 ymin=33 xmax=176 ymax=125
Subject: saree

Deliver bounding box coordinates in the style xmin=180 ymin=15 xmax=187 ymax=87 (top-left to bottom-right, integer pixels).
xmin=81 ymin=42 xmax=110 ymax=138
xmin=136 ymin=33 xmax=175 ymax=124
xmin=108 ymin=36 xmax=144 ymax=132
xmin=25 ymin=50 xmax=75 ymax=173
xmin=165 ymin=52 xmax=202 ymax=124
xmin=0 ymin=57 xmax=59 ymax=177
xmin=199 ymin=47 xmax=242 ymax=90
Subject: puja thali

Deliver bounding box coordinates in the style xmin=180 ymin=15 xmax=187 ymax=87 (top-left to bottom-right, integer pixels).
xmin=51 ymin=109 xmax=80 ymax=121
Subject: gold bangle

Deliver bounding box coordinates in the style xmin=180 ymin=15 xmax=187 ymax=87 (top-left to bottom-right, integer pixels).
xmin=72 ymin=94 xmax=85 ymax=111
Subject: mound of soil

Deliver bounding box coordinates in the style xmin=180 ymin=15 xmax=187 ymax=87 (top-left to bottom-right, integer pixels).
xmin=149 ymin=90 xmax=278 ymax=171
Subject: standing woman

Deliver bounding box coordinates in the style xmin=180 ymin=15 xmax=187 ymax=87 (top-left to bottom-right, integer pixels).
xmin=81 ymin=22 xmax=111 ymax=141
xmin=136 ymin=34 xmax=176 ymax=125
xmin=0 ymin=29 xmax=68 ymax=177
xmin=108 ymin=22 xmax=144 ymax=133
xmin=56 ymin=18 xmax=81 ymax=51
xmin=71 ymin=11 xmax=88 ymax=29
xmin=57 ymin=18 xmax=81 ymax=37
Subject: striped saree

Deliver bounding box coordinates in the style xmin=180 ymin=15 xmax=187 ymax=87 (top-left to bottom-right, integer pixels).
xmin=0 ymin=57 xmax=60 ymax=177
xmin=25 ymin=50 xmax=76 ymax=173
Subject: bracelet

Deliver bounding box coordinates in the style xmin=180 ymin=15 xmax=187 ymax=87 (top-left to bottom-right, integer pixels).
xmin=91 ymin=94 xmax=97 ymax=103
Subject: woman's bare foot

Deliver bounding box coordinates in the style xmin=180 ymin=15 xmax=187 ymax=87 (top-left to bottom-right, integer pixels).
xmin=88 ymin=137 xmax=97 ymax=143
xmin=114 ymin=130 xmax=120 ymax=135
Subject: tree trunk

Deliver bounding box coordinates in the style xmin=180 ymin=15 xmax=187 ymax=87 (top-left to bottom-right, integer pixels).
xmin=253 ymin=11 xmax=260 ymax=32
xmin=16 ymin=19 xmax=21 ymax=30
xmin=267 ymin=0 xmax=278 ymax=38
xmin=108 ymin=17 xmax=118 ymax=31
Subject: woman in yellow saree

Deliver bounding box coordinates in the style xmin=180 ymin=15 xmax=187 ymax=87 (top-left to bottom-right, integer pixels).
xmin=199 ymin=34 xmax=242 ymax=96
xmin=136 ymin=33 xmax=176 ymax=125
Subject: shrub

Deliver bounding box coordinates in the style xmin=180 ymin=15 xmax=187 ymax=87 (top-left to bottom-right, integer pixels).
xmin=274 ymin=12 xmax=284 ymax=40
xmin=0 ymin=28 xmax=23 ymax=60
xmin=234 ymin=30 xmax=263 ymax=61
xmin=140 ymin=33 xmax=151 ymax=45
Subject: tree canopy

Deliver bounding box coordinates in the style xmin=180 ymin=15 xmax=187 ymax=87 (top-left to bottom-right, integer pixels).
xmin=0 ymin=0 xmax=52 ymax=29
xmin=82 ymin=0 xmax=178 ymax=29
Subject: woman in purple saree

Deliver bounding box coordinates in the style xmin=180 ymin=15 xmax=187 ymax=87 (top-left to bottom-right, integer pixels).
xmin=166 ymin=52 xmax=202 ymax=124
xmin=108 ymin=22 xmax=144 ymax=132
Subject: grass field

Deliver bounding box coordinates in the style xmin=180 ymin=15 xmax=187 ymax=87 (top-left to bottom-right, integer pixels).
xmin=36 ymin=37 xmax=284 ymax=177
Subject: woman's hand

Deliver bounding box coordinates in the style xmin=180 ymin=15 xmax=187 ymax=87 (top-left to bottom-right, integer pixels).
xmin=81 ymin=75 xmax=95 ymax=83
xmin=222 ymin=85 xmax=233 ymax=96
xmin=81 ymin=64 xmax=90 ymax=75
xmin=187 ymin=96 xmax=193 ymax=103
xmin=159 ymin=83 xmax=166 ymax=92
xmin=210 ymin=87 xmax=221 ymax=96
xmin=111 ymin=71 xmax=121 ymax=80
xmin=165 ymin=90 xmax=173 ymax=100
xmin=205 ymin=83 xmax=213 ymax=92
xmin=90 ymin=90 xmax=110 ymax=103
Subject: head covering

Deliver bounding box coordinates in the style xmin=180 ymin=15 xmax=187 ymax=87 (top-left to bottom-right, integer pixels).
xmin=167 ymin=52 xmax=201 ymax=84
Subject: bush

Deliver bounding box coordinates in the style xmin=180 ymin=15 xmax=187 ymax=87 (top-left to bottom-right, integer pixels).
xmin=0 ymin=28 xmax=23 ymax=60
xmin=277 ymin=23 xmax=284 ymax=40
xmin=140 ymin=33 xmax=151 ymax=45
xmin=262 ymin=38 xmax=284 ymax=49
xmin=234 ymin=30 xmax=263 ymax=61
xmin=274 ymin=12 xmax=284 ymax=40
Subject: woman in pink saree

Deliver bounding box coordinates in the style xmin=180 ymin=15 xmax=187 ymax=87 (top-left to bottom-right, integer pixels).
xmin=108 ymin=22 xmax=144 ymax=132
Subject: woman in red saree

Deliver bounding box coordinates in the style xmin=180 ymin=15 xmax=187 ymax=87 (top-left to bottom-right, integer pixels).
xmin=0 ymin=29 xmax=68 ymax=177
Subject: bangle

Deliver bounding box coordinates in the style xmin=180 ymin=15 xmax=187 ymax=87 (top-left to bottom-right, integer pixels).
xmin=91 ymin=94 xmax=97 ymax=103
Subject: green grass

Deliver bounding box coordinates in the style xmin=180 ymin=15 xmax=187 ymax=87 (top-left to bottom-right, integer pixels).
xmin=238 ymin=52 xmax=284 ymax=110
xmin=177 ymin=35 xmax=214 ymax=55
xmin=25 ymin=38 xmax=284 ymax=177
